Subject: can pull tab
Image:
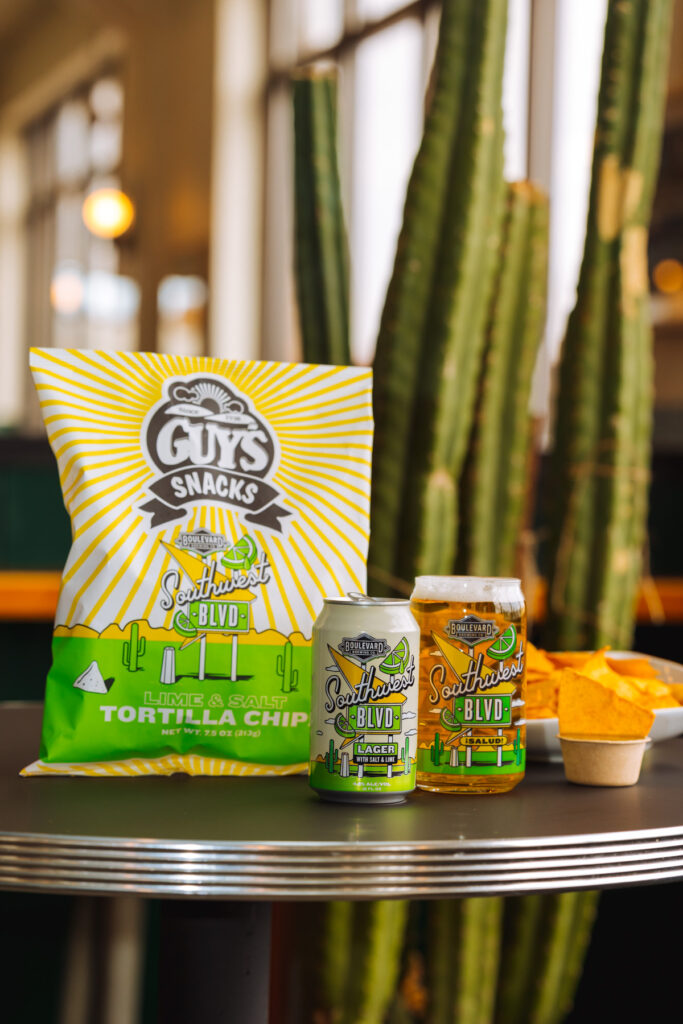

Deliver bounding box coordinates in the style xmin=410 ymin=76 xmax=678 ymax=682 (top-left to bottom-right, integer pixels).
xmin=347 ymin=591 xmax=384 ymax=604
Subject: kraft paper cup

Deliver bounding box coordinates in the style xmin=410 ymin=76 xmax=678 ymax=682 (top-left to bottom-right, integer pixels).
xmin=558 ymin=735 xmax=650 ymax=787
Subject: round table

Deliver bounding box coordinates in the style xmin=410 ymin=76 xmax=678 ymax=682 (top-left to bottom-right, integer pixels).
xmin=2 ymin=703 xmax=683 ymax=898
xmin=3 ymin=703 xmax=683 ymax=1022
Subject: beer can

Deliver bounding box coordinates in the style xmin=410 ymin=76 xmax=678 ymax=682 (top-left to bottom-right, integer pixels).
xmin=309 ymin=595 xmax=419 ymax=803
xmin=412 ymin=576 xmax=526 ymax=795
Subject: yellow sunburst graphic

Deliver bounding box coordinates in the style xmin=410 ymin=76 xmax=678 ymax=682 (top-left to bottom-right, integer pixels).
xmin=30 ymin=348 xmax=373 ymax=637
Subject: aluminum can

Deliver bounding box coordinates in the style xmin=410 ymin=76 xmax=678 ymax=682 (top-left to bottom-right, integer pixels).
xmin=310 ymin=595 xmax=419 ymax=803
xmin=412 ymin=576 xmax=526 ymax=795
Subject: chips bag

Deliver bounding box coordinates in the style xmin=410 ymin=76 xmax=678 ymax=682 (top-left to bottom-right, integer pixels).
xmin=24 ymin=349 xmax=372 ymax=776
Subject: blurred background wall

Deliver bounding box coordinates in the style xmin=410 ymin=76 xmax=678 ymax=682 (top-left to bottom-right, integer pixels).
xmin=0 ymin=0 xmax=682 ymax=666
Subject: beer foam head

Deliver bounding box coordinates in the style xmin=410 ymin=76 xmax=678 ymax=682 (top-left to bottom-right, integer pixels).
xmin=411 ymin=575 xmax=522 ymax=603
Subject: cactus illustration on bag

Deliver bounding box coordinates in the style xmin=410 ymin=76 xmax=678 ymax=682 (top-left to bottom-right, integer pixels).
xmin=277 ymin=640 xmax=299 ymax=693
xmin=122 ymin=622 xmax=146 ymax=672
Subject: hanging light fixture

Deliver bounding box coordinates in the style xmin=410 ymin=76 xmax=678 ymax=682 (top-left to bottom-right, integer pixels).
xmin=82 ymin=187 xmax=135 ymax=239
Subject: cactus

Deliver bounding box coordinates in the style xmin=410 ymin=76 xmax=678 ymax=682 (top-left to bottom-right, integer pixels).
xmin=292 ymin=68 xmax=350 ymax=366
xmin=494 ymin=892 xmax=599 ymax=1024
xmin=459 ymin=183 xmax=549 ymax=576
xmin=122 ymin=622 xmax=145 ymax=672
xmin=368 ymin=0 xmax=481 ymax=591
xmin=320 ymin=902 xmax=353 ymax=1015
xmin=276 ymin=640 xmax=299 ymax=693
xmin=545 ymin=0 xmax=674 ymax=649
xmin=513 ymin=728 xmax=523 ymax=767
xmin=430 ymin=732 xmax=445 ymax=767
xmin=428 ymin=897 xmax=503 ymax=1024
xmin=394 ymin=0 xmax=508 ymax=581
xmin=325 ymin=739 xmax=338 ymax=774
xmin=403 ymin=736 xmax=411 ymax=774
xmin=341 ymin=901 xmax=409 ymax=1024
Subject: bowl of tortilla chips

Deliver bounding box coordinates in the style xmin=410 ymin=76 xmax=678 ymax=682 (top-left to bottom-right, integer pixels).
xmin=526 ymin=644 xmax=683 ymax=761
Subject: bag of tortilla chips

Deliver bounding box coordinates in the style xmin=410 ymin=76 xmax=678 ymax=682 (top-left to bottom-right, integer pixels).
xmin=23 ymin=349 xmax=372 ymax=776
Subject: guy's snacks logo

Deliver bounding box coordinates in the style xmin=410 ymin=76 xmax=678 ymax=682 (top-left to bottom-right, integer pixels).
xmin=140 ymin=376 xmax=290 ymax=530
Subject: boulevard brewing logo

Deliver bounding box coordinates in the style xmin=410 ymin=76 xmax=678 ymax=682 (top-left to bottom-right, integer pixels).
xmin=446 ymin=615 xmax=498 ymax=647
xmin=339 ymin=633 xmax=390 ymax=664
xmin=140 ymin=376 xmax=291 ymax=530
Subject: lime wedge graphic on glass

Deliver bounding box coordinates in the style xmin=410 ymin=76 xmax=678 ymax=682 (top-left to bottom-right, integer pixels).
xmin=379 ymin=637 xmax=409 ymax=676
xmin=487 ymin=624 xmax=517 ymax=661
xmin=222 ymin=534 xmax=258 ymax=570
xmin=334 ymin=713 xmax=355 ymax=739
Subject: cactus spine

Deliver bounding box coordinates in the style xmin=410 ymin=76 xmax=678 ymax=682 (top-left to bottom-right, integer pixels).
xmin=427 ymin=897 xmax=503 ymax=1024
xmin=292 ymin=69 xmax=350 ymax=366
xmin=459 ymin=183 xmax=549 ymax=576
xmin=545 ymin=0 xmax=674 ymax=649
xmin=122 ymin=622 xmax=146 ymax=671
xmin=276 ymin=641 xmax=299 ymax=693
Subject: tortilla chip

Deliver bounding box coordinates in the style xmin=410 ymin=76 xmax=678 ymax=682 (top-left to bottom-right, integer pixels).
xmin=526 ymin=705 xmax=556 ymax=719
xmin=579 ymin=649 xmax=660 ymax=707
xmin=558 ymin=669 xmax=654 ymax=739
xmin=626 ymin=678 xmax=679 ymax=709
xmin=526 ymin=671 xmax=562 ymax=716
xmin=526 ymin=642 xmax=556 ymax=675
xmin=546 ymin=651 xmax=594 ymax=669
xmin=606 ymin=656 xmax=658 ymax=679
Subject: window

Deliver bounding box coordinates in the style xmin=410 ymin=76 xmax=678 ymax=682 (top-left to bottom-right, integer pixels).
xmin=24 ymin=73 xmax=139 ymax=360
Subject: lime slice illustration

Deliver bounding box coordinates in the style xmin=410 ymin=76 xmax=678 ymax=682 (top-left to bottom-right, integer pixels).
xmin=487 ymin=623 xmax=517 ymax=661
xmin=379 ymin=636 xmax=410 ymax=675
xmin=334 ymin=712 xmax=355 ymax=739
xmin=173 ymin=608 xmax=197 ymax=638
xmin=222 ymin=534 xmax=258 ymax=570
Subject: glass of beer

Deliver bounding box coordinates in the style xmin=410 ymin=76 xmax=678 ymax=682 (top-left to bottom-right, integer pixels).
xmin=411 ymin=576 xmax=526 ymax=795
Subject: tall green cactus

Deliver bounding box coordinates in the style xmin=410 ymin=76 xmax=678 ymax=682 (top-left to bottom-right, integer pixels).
xmin=395 ymin=0 xmax=507 ymax=580
xmin=369 ymin=0 xmax=481 ymax=591
xmin=292 ymin=68 xmax=350 ymax=366
xmin=495 ymin=892 xmax=600 ymax=1024
xmin=341 ymin=901 xmax=409 ymax=1024
xmin=544 ymin=0 xmax=673 ymax=649
xmin=122 ymin=621 xmax=145 ymax=672
xmin=428 ymin=898 xmax=503 ymax=1024
xmin=320 ymin=901 xmax=354 ymax=1015
xmin=459 ymin=182 xmax=549 ymax=576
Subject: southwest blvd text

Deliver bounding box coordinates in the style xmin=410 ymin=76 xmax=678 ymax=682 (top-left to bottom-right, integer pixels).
xmin=429 ymin=645 xmax=525 ymax=702
xmin=324 ymin=661 xmax=415 ymax=713
xmin=159 ymin=559 xmax=270 ymax=611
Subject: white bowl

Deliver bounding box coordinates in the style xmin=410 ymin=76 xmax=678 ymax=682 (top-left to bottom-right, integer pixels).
xmin=526 ymin=651 xmax=683 ymax=762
